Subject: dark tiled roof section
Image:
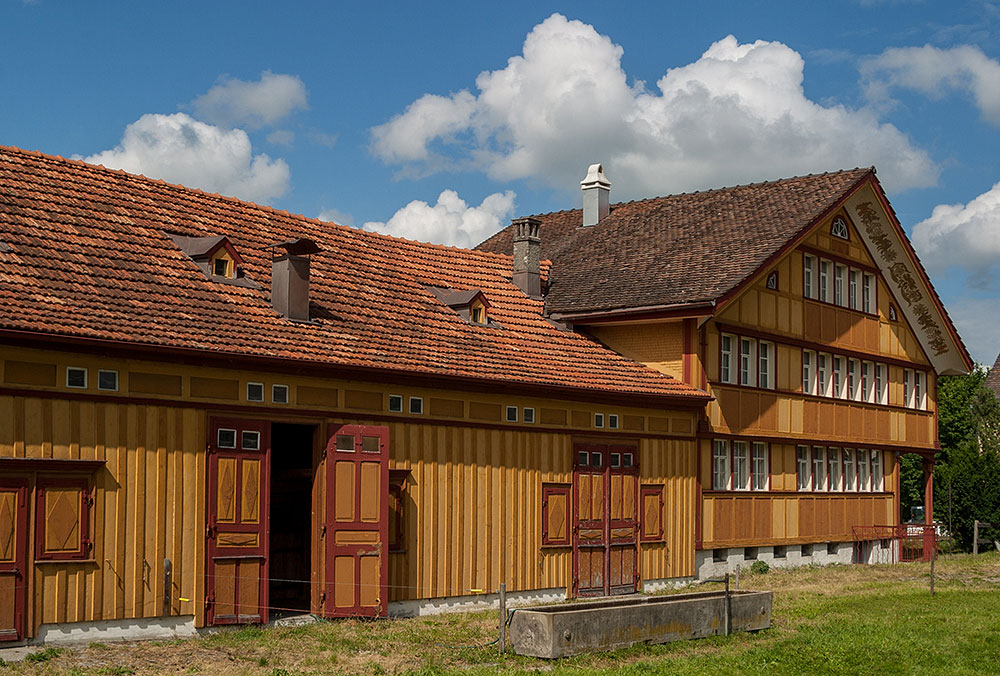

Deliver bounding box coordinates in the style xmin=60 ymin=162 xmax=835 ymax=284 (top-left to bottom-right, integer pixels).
xmin=986 ymin=353 xmax=1000 ymax=400
xmin=0 ymin=146 xmax=708 ymax=402
xmin=477 ymin=169 xmax=874 ymax=315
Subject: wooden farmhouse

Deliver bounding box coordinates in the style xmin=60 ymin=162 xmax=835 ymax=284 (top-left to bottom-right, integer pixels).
xmin=479 ymin=163 xmax=972 ymax=578
xmin=0 ymin=147 xmax=970 ymax=645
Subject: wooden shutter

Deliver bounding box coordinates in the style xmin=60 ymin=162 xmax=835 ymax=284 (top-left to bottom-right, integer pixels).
xmin=35 ymin=478 xmax=91 ymax=561
xmin=640 ymin=484 xmax=665 ymax=542
xmin=541 ymin=483 xmax=571 ymax=547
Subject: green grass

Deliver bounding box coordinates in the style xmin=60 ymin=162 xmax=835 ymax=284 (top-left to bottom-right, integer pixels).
xmin=4 ymin=554 xmax=1000 ymax=674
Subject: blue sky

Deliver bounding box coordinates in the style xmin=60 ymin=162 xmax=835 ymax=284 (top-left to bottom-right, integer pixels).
xmin=5 ymin=1 xmax=1000 ymax=364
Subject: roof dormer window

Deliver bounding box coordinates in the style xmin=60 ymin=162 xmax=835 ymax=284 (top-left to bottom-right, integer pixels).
xmin=426 ymin=286 xmax=497 ymax=327
xmin=167 ymin=233 xmax=259 ymax=288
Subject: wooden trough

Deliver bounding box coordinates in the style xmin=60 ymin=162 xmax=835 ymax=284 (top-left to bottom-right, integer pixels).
xmin=508 ymin=590 xmax=773 ymax=658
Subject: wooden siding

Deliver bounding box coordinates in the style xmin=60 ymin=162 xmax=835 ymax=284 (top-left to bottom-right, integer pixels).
xmin=383 ymin=426 xmax=697 ymax=601
xmin=0 ymin=395 xmax=206 ymax=636
xmin=586 ymin=324 xmax=686 ymax=380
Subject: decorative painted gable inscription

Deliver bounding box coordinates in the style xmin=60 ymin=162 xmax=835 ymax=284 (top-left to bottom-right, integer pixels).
xmin=854 ymin=201 xmax=950 ymax=357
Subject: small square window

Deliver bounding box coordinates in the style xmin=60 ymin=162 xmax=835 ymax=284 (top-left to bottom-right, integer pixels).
xmin=608 ymin=414 xmax=619 ymax=429
xmin=611 ymin=453 xmax=621 ymax=468
xmin=97 ymin=369 xmax=118 ymax=391
xmin=802 ymin=544 xmax=814 ymax=557
xmin=362 ymin=436 xmax=381 ymax=453
xmin=591 ymin=452 xmax=602 ymax=467
xmin=217 ymin=429 xmax=237 ymax=449
xmin=272 ymin=384 xmax=289 ymax=404
xmin=66 ymin=367 xmax=87 ymax=389
xmin=409 ymin=397 xmax=424 ymax=414
xmin=523 ymin=407 xmax=535 ymax=424
xmin=773 ymin=545 xmax=786 ymax=559
xmin=213 ymin=258 xmax=228 ymax=276
xmin=623 ymin=453 xmax=634 ymax=468
xmin=713 ymin=548 xmax=727 ymax=563
xmin=247 ymin=382 xmax=264 ymax=402
xmin=241 ymin=430 xmax=260 ymax=451
xmin=336 ymin=434 xmax=355 ymax=452
xmin=388 ymin=395 xmax=403 ymax=413
xmin=577 ymin=451 xmax=589 ymax=466
xmin=744 ymin=547 xmax=758 ymax=561
xmin=594 ymin=413 xmax=604 ymax=428
xmin=505 ymin=405 xmax=518 ymax=422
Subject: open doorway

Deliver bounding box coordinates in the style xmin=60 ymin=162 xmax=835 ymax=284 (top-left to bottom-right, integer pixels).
xmin=269 ymin=423 xmax=316 ymax=618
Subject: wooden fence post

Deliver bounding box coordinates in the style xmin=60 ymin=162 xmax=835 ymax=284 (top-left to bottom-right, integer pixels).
xmin=974 ymin=520 xmax=980 ymax=556
xmin=498 ymin=582 xmax=506 ymax=654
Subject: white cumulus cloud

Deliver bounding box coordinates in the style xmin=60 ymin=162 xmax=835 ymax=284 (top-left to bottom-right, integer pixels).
xmin=371 ymin=14 xmax=936 ymax=198
xmin=912 ymin=181 xmax=1000 ymax=287
xmin=941 ymin=297 xmax=1000 ymax=367
xmin=84 ymin=113 xmax=290 ymax=203
xmin=862 ymin=44 xmax=1000 ymax=124
xmin=362 ymin=190 xmax=516 ymax=247
xmin=191 ymin=71 xmax=308 ymax=129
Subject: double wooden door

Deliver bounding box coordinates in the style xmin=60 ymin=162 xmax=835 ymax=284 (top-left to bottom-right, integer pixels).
xmin=573 ymin=443 xmax=639 ymax=597
xmin=0 ymin=478 xmax=28 ymax=642
xmin=205 ymin=418 xmax=389 ymax=625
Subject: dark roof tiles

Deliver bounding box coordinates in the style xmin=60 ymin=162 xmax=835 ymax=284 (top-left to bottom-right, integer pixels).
xmin=477 ymin=169 xmax=874 ymax=315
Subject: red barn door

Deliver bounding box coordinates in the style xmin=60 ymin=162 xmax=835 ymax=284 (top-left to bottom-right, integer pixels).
xmin=0 ymin=478 xmax=28 ymax=642
xmin=206 ymin=418 xmax=270 ymax=625
xmin=573 ymin=442 xmax=639 ymax=597
xmin=324 ymin=424 xmax=388 ymax=617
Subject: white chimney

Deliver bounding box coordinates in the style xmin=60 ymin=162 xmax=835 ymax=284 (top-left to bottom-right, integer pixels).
xmin=581 ymin=163 xmax=611 ymax=227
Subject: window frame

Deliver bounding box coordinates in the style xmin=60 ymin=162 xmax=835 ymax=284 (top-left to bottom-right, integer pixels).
xmin=523 ymin=407 xmax=535 ymax=424
xmin=819 ymin=259 xmax=830 ymax=303
xmin=246 ymin=382 xmax=264 ymax=402
xmin=739 ymin=337 xmax=756 ymax=387
xmin=803 ymin=253 xmax=816 ymax=299
xmin=66 ymin=366 xmax=88 ymax=389
xmin=758 ymin=341 xmax=774 ymax=390
xmin=751 ymin=442 xmax=769 ymax=491
xmin=828 ymin=447 xmax=842 ymax=492
xmin=733 ymin=441 xmax=751 ymax=491
xmin=796 ymin=446 xmax=811 ymax=492
xmin=271 ymin=384 xmax=289 ymax=404
xmin=802 ymin=350 xmax=815 ymax=395
xmin=388 ymin=394 xmax=403 ymax=413
xmin=812 ymin=446 xmax=827 ymax=491
xmin=871 ymin=450 xmax=884 ymax=491
xmin=720 ymin=333 xmax=735 ymax=384
xmin=97 ymin=369 xmax=119 ymax=392
xmin=505 ymin=405 xmax=518 ymax=423
xmin=712 ymin=440 xmax=731 ymax=491
xmin=409 ymin=396 xmax=424 ymax=415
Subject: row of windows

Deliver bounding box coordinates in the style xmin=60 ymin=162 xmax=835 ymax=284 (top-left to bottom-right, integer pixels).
xmin=720 ymin=334 xmax=775 ymax=389
xmin=803 ymin=253 xmax=876 ymax=314
xmin=796 ymin=446 xmax=884 ymax=492
xmin=65 ymin=366 xmax=292 ymax=404
xmin=712 ymin=440 xmax=770 ymax=491
xmin=802 ymin=351 xmax=927 ymax=410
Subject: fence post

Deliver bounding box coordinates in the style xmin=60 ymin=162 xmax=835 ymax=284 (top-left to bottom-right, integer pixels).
xmin=724 ymin=572 xmax=731 ymax=637
xmin=498 ymin=582 xmax=506 ymax=654
xmin=734 ymin=565 xmax=740 ymax=590
xmin=974 ymin=520 xmax=980 ymax=556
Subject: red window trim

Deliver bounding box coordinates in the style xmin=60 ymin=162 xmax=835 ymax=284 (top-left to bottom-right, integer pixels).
xmin=35 ymin=477 xmax=92 ymax=561
xmin=639 ymin=484 xmax=665 ymax=542
xmin=541 ymin=482 xmax=572 ymax=547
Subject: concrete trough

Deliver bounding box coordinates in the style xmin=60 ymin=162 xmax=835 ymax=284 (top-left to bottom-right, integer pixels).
xmin=509 ymin=590 xmax=772 ymax=658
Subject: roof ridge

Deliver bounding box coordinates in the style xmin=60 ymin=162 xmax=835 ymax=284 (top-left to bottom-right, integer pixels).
xmin=523 ymin=167 xmax=875 ymax=220
xmin=0 ymin=144 xmax=512 ymax=263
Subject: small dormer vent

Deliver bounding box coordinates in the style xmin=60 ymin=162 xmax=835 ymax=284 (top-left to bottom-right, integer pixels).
xmin=269 ymin=238 xmax=321 ymax=322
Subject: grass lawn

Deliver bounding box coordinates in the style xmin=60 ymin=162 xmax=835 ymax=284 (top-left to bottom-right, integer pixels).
xmin=4 ymin=553 xmax=1000 ymax=675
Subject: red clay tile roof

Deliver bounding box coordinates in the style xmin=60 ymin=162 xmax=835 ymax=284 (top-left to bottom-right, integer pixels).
xmin=0 ymin=146 xmax=707 ymax=404
xmin=477 ymin=169 xmax=874 ymax=316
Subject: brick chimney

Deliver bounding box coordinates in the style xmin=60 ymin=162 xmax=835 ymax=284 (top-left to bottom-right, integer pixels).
xmin=512 ymin=216 xmax=541 ymax=298
xmin=581 ymin=163 xmax=611 ymax=227
xmin=269 ymin=238 xmax=321 ymax=322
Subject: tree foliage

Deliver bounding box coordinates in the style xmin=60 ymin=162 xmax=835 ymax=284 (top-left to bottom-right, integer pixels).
xmin=932 ymin=366 xmax=1000 ymax=550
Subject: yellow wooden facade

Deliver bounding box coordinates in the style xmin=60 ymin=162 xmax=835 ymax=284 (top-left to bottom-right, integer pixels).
xmin=581 ymin=200 xmax=937 ymax=551
xmin=0 ymin=343 xmax=698 ymax=638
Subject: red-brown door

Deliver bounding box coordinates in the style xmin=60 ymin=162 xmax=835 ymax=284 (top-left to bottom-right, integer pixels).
xmin=0 ymin=478 xmax=28 ymax=642
xmin=573 ymin=443 xmax=639 ymax=597
xmin=206 ymin=418 xmax=270 ymax=625
xmin=324 ymin=424 xmax=388 ymax=617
